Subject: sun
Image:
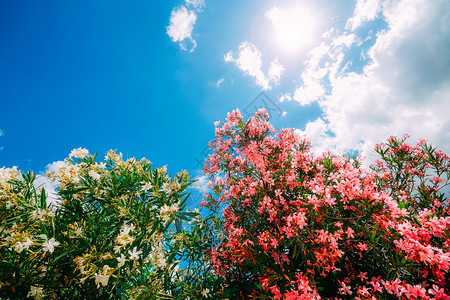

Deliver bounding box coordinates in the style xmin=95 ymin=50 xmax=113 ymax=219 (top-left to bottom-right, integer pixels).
xmin=266 ymin=6 xmax=316 ymax=54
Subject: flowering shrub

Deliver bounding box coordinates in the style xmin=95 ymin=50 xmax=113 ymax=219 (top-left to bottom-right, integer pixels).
xmin=372 ymin=134 xmax=450 ymax=216
xmin=0 ymin=149 xmax=216 ymax=299
xmin=202 ymin=109 xmax=450 ymax=299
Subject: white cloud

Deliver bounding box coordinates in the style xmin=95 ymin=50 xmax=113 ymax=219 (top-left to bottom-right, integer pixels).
xmin=167 ymin=6 xmax=198 ymax=52
xmin=225 ymin=42 xmax=269 ymax=89
xmin=224 ymin=51 xmax=233 ymax=62
xmin=332 ymin=33 xmax=355 ymax=48
xmin=292 ymin=0 xmax=450 ymax=164
xmin=191 ymin=175 xmax=209 ymax=193
xmin=346 ymin=0 xmax=381 ymax=31
xmin=0 ymin=129 xmax=3 ymax=152
xmin=46 ymin=160 xmax=66 ymax=172
xmin=278 ymin=93 xmax=291 ymax=103
xmin=185 ymin=0 xmax=205 ymax=11
xmin=225 ymin=42 xmax=285 ymax=90
xmin=30 ymin=161 xmax=66 ymax=206
xmin=295 ymin=118 xmax=338 ymax=155
xmin=268 ymin=58 xmax=285 ymax=84
xmin=292 ymin=34 xmax=354 ymax=106
xmin=34 ymin=174 xmax=61 ymax=206
xmin=293 ymin=77 xmax=325 ymax=106
xmin=215 ymin=78 xmax=224 ymax=87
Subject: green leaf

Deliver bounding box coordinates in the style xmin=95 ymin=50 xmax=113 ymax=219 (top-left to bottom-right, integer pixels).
xmin=175 ymin=218 xmax=182 ymax=233
xmin=40 ymin=187 xmax=47 ymax=209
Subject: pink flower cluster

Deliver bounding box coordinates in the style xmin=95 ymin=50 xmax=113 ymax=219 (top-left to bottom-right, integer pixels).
xmin=202 ymin=110 xmax=450 ymax=299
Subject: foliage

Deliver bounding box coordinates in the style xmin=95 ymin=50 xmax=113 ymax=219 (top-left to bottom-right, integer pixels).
xmin=1 ymin=109 xmax=449 ymax=299
xmin=0 ymin=150 xmax=216 ymax=299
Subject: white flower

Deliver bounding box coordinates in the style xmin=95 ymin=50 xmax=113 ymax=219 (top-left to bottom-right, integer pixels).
xmin=51 ymin=162 xmax=81 ymax=185
xmin=104 ymin=150 xmax=122 ymax=162
xmin=95 ymin=162 xmax=107 ymax=169
xmin=42 ymin=238 xmax=60 ymax=253
xmin=69 ymin=147 xmax=89 ymax=159
xmin=31 ymin=209 xmax=46 ymax=221
xmin=128 ymin=246 xmax=143 ymax=260
xmin=28 ymin=286 xmax=44 ymax=299
xmin=0 ymin=166 xmax=19 ymax=185
xmin=88 ymin=169 xmax=101 ymax=180
xmin=120 ymin=223 xmax=135 ymax=236
xmin=46 ymin=210 xmax=55 ymax=218
xmin=201 ymin=288 xmax=210 ymax=298
xmin=149 ymin=249 xmax=167 ymax=269
xmin=157 ymin=256 xmax=167 ymax=269
xmin=159 ymin=203 xmax=179 ymax=225
xmin=113 ymin=245 xmax=121 ymax=253
xmin=14 ymin=241 xmax=24 ymax=253
xmin=15 ymin=238 xmax=33 ymax=253
xmin=126 ymin=158 xmax=136 ymax=165
xmin=23 ymin=237 xmax=33 ymax=249
xmin=161 ymin=183 xmax=172 ymax=194
xmin=94 ymin=265 xmax=111 ymax=288
xmin=117 ymin=254 xmax=126 ymax=268
xmin=161 ymin=214 xmax=171 ymax=224
xmin=141 ymin=182 xmax=153 ymax=192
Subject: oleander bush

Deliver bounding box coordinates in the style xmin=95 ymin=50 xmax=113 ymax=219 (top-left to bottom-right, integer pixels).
xmin=0 ymin=150 xmax=217 ymax=299
xmin=201 ymin=109 xmax=450 ymax=299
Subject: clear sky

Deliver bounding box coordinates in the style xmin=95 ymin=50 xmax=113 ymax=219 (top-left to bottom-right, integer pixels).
xmin=1 ymin=0 xmax=449 ymax=203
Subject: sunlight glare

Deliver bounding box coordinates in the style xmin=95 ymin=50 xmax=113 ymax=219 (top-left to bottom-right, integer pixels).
xmin=266 ymin=6 xmax=316 ymax=54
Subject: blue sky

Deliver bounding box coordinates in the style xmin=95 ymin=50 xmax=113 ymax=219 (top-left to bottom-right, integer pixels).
xmin=1 ymin=0 xmax=449 ymax=202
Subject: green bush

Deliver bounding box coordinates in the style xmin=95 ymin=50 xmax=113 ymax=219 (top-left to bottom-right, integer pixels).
xmin=0 ymin=149 xmax=216 ymax=299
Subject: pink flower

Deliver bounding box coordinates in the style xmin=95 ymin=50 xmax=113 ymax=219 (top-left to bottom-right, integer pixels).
xmin=370 ymin=279 xmax=383 ymax=293
xmin=356 ymin=242 xmax=368 ymax=251
xmin=357 ymin=271 xmax=368 ymax=282
xmin=345 ymin=227 xmax=355 ymax=239
xmin=385 ymin=279 xmax=402 ymax=296
xmin=404 ymin=284 xmax=425 ymax=299
xmin=338 ymin=281 xmax=352 ymax=296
